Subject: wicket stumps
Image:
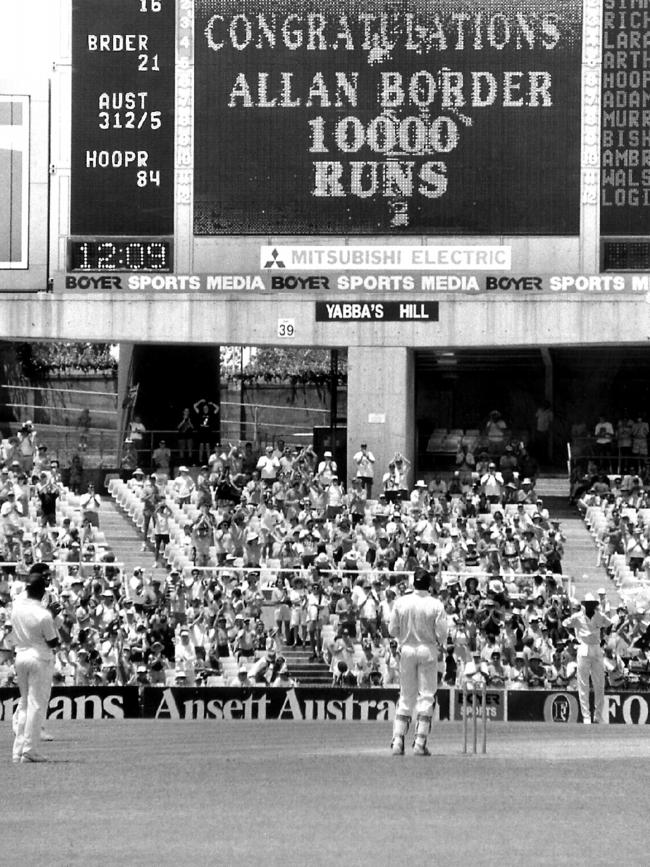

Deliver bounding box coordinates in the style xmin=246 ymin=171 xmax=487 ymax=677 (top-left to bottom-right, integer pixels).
xmin=462 ymin=681 xmax=488 ymax=754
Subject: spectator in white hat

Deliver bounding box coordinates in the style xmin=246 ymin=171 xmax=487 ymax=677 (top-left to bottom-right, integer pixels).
xmin=173 ymin=466 xmax=195 ymax=506
xmin=174 ymin=627 xmax=196 ymax=685
xmin=316 ymin=450 xmax=337 ymax=486
xmin=409 ymin=480 xmax=429 ymax=514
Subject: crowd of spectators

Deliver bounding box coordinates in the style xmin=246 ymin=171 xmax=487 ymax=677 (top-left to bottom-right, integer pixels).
xmin=570 ymin=414 xmax=650 ymax=476
xmin=105 ymin=439 xmax=646 ymax=691
xmin=1 ymin=424 xmax=648 ymax=694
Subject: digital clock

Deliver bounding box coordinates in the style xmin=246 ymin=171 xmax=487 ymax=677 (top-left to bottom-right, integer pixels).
xmin=68 ymin=239 xmax=173 ymax=271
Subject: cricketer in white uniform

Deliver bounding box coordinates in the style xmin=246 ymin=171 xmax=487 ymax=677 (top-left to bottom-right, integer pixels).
xmin=563 ymin=591 xmax=613 ymax=724
xmin=11 ymin=568 xmax=59 ymax=763
xmin=389 ymin=568 xmax=448 ymax=756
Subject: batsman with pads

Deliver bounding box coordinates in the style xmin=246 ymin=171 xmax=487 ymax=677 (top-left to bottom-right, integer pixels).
xmin=389 ymin=568 xmax=448 ymax=756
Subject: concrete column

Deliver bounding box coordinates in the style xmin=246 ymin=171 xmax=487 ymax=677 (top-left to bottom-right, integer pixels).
xmin=347 ymin=347 xmax=414 ymax=491
xmin=117 ymin=342 xmax=134 ymax=445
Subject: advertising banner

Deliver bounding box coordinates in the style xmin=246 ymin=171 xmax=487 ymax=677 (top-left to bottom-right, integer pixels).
xmin=56 ymin=271 xmax=650 ymax=295
xmin=453 ymin=687 xmax=506 ymax=722
xmin=507 ymin=690 xmax=650 ymax=724
xmin=0 ymin=687 xmax=140 ymax=721
xmin=143 ymin=686 xmax=451 ymax=721
xmin=194 ymin=0 xmax=583 ymax=235
xmin=1 ymin=687 xmax=650 ymax=723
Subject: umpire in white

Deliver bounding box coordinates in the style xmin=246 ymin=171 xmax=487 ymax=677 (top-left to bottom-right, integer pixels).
xmin=562 ymin=590 xmax=612 ymax=724
xmin=389 ymin=568 xmax=448 ymax=756
xmin=11 ymin=564 xmax=59 ymax=763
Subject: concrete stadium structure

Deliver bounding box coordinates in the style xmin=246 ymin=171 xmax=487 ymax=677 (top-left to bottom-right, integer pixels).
xmin=1 ymin=0 xmax=649 ymax=479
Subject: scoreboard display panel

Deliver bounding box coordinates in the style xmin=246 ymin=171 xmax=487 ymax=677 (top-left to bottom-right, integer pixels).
xmin=600 ymin=0 xmax=650 ymax=236
xmin=70 ymin=0 xmax=175 ymax=236
xmin=193 ymin=0 xmax=583 ymax=236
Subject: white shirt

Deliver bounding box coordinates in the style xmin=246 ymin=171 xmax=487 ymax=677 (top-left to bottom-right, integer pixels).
xmin=256 ymin=454 xmax=280 ymax=480
xmin=563 ymin=609 xmax=612 ymax=646
xmin=389 ymin=590 xmax=448 ymax=649
xmin=353 ymin=450 xmax=375 ymax=478
xmin=11 ymin=596 xmax=58 ymax=661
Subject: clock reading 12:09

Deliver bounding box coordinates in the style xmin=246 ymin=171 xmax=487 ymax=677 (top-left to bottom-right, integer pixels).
xmin=68 ymin=239 xmax=172 ymax=271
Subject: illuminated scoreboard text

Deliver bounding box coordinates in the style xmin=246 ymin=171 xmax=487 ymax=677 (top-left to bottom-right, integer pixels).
xmin=70 ymin=0 xmax=175 ymax=236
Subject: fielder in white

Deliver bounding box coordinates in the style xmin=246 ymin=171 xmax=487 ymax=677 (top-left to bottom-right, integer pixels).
xmin=11 ymin=566 xmax=59 ymax=763
xmin=389 ymin=568 xmax=448 ymax=756
xmin=563 ymin=591 xmax=613 ymax=724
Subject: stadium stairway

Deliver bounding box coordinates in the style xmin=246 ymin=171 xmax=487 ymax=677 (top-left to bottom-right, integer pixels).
xmin=101 ymin=495 xmax=331 ymax=683
xmin=282 ymin=647 xmax=331 ymax=685
xmin=99 ymin=496 xmax=167 ymax=579
xmin=539 ymin=490 xmax=618 ymax=606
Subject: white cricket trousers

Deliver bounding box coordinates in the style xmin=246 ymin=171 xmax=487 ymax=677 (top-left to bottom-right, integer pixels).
xmin=576 ymin=645 xmax=605 ymax=723
xmin=13 ymin=650 xmax=54 ymax=758
xmin=396 ymin=644 xmax=438 ymax=719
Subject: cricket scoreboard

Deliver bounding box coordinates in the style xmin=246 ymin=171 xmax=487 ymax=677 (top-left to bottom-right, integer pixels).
xmin=69 ymin=0 xmax=175 ymax=270
xmin=48 ymin=0 xmax=648 ymax=287
xmin=193 ymin=0 xmax=583 ymax=236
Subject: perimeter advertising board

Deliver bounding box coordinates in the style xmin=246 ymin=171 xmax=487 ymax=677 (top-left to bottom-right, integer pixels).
xmin=2 ymin=687 xmax=650 ymax=723
xmin=194 ymin=0 xmax=583 ymax=235
xmin=0 ymin=687 xmax=140 ymax=720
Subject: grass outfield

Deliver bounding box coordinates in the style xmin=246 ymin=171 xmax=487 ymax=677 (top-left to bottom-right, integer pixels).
xmin=4 ymin=720 xmax=649 ymax=867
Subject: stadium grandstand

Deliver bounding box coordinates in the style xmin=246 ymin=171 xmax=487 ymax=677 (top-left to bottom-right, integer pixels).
xmin=1 ymin=0 xmax=650 ymax=700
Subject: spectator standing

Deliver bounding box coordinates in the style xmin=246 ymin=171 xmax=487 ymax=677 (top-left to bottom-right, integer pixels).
xmin=128 ymin=415 xmax=146 ymax=459
xmin=352 ymin=443 xmax=376 ymax=498
xmin=141 ymin=474 xmax=161 ymax=550
xmin=533 ymin=400 xmax=554 ymax=464
xmin=485 ymin=410 xmax=507 ymax=456
xmin=174 ymin=627 xmax=196 ymax=685
xmin=173 ymin=466 xmax=195 ymax=507
xmin=36 ymin=473 xmax=60 ymax=528
xmin=152 ymin=503 xmax=172 ymax=568
xmin=616 ymin=416 xmax=634 ymax=469
xmin=316 ymin=451 xmax=338 ymax=486
xmin=151 ymin=439 xmax=172 ymax=481
xmin=176 ymin=408 xmax=196 ymax=463
xmin=32 ymin=445 xmax=50 ymax=477
xmin=1 ymin=491 xmax=24 ymax=543
xmin=17 ymin=421 xmax=37 ymax=473
xmin=256 ymin=445 xmax=280 ymax=486
xmin=69 ymin=454 xmax=84 ymax=495
xmin=631 ymin=417 xmax=649 ymax=470
xmin=392 ymin=453 xmax=411 ymax=501
xmin=76 ymin=408 xmax=91 ymax=452
xmin=79 ymin=483 xmax=101 ymax=528
xmin=562 ymin=592 xmax=612 ymax=724
xmin=241 ymin=442 xmax=258 ymax=476
xmin=481 ymin=463 xmax=503 ymax=503
xmin=594 ymin=415 xmax=614 ymax=467
xmin=383 ymin=638 xmax=401 ymax=686
xmin=193 ymin=398 xmax=220 ymax=464
xmin=120 ymin=439 xmax=138 ymax=482
xmin=389 ymin=568 xmax=448 ymax=757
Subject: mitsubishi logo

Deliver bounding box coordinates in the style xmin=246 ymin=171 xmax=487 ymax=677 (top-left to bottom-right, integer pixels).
xmin=263 ymin=248 xmax=286 ymax=268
